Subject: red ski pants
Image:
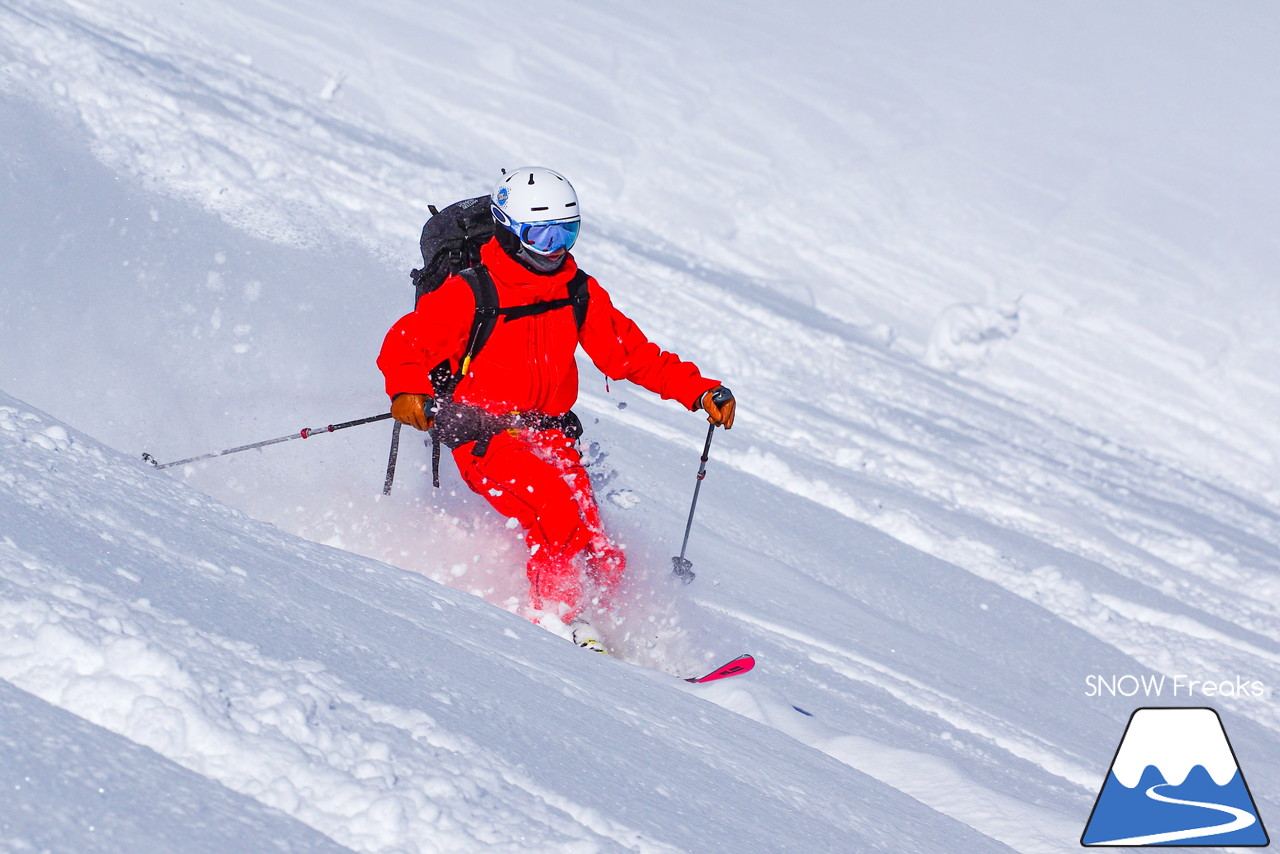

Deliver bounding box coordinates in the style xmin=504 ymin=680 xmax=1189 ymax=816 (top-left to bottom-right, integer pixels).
xmin=453 ymin=428 xmax=624 ymax=622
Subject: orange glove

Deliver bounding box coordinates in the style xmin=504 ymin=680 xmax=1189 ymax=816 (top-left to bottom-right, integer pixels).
xmin=391 ymin=393 xmax=435 ymax=431
xmin=699 ymin=386 xmax=736 ymax=429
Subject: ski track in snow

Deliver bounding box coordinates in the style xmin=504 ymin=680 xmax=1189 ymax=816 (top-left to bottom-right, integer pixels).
xmin=692 ymin=603 xmax=1083 ymax=854
xmin=0 ymin=0 xmax=452 ymax=253
xmin=574 ymin=312 xmax=1280 ymax=739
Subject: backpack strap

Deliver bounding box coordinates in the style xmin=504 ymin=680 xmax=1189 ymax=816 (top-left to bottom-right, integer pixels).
xmin=456 ymin=266 xmax=501 ymax=378
xmin=488 ymin=269 xmax=590 ymax=326
xmin=424 ymin=266 xmax=497 ymax=488
xmin=567 ymin=269 xmax=590 ymax=329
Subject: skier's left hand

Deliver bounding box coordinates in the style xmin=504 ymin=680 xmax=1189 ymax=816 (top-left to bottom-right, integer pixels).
xmin=391 ymin=393 xmax=435 ymax=431
xmin=700 ymin=386 xmax=736 ymax=429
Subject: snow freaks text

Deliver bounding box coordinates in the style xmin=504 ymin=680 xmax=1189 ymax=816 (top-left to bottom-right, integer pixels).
xmin=1084 ymin=674 xmax=1267 ymax=700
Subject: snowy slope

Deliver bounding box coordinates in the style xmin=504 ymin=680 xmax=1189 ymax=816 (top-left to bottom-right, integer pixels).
xmin=2 ymin=0 xmax=1279 ymax=852
xmin=0 ymin=680 xmax=350 ymax=854
xmin=0 ymin=393 xmax=1011 ymax=852
xmin=5 ymin=0 xmax=1277 ymax=498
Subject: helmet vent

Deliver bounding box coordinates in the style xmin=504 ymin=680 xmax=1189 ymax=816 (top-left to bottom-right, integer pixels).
xmin=528 ymin=173 xmax=536 ymax=185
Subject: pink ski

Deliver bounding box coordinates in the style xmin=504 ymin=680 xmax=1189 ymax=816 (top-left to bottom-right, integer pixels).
xmin=686 ymin=654 xmax=755 ymax=683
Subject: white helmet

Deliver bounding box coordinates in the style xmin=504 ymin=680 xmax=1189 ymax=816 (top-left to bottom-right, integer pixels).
xmin=490 ymin=167 xmax=581 ymax=257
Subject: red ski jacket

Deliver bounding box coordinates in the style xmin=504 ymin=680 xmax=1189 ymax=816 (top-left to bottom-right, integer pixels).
xmin=378 ymin=238 xmax=718 ymax=417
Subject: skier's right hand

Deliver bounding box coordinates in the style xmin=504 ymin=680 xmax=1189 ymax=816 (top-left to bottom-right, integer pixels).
xmin=391 ymin=393 xmax=435 ymax=431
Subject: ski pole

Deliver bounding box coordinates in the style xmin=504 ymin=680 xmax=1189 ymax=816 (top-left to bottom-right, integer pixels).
xmin=671 ymin=421 xmax=718 ymax=584
xmin=382 ymin=420 xmax=402 ymax=495
xmin=143 ymin=412 xmax=393 ymax=470
xmin=383 ymin=281 xmax=423 ymax=496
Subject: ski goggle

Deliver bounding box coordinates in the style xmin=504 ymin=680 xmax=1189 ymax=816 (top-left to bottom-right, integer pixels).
xmin=518 ymin=219 xmax=581 ymax=255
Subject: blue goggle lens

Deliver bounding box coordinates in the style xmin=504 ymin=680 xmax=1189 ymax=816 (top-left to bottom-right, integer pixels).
xmin=520 ymin=219 xmax=581 ymax=255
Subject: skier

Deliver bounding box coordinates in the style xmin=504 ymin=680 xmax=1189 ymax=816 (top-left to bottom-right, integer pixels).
xmin=378 ymin=167 xmax=735 ymax=651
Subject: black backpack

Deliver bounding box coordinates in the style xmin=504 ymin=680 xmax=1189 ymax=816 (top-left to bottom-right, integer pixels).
xmin=408 ymin=195 xmax=591 ymax=484
xmin=410 ymin=195 xmax=494 ymax=301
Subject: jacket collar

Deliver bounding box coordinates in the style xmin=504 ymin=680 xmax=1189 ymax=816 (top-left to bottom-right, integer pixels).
xmin=480 ymin=237 xmax=579 ymax=297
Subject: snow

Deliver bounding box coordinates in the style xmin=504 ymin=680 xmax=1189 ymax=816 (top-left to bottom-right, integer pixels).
xmin=0 ymin=680 xmax=349 ymax=854
xmin=0 ymin=392 xmax=997 ymax=853
xmin=1 ymin=0 xmax=1279 ymax=852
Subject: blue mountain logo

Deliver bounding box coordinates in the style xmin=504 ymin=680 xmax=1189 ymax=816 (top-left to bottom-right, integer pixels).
xmin=1082 ymin=707 xmax=1269 ymax=846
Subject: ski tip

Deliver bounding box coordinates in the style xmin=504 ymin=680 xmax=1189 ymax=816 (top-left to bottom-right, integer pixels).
xmin=687 ymin=654 xmax=755 ymax=684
